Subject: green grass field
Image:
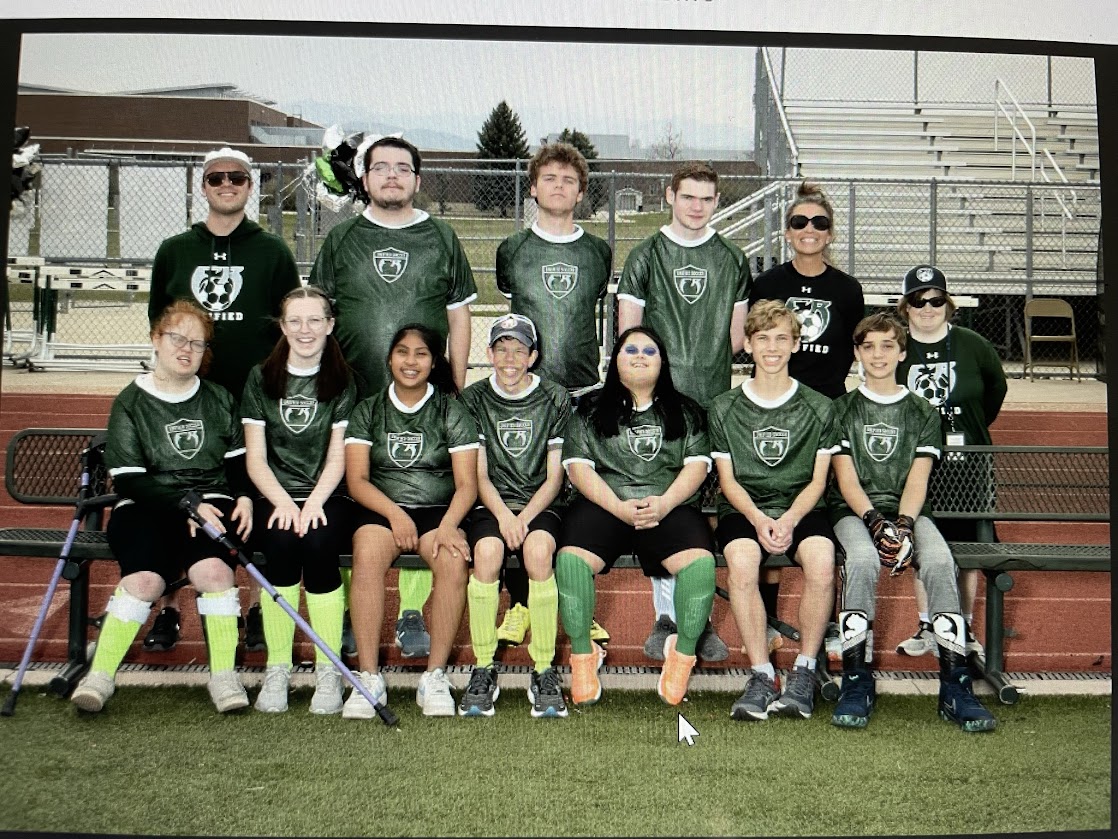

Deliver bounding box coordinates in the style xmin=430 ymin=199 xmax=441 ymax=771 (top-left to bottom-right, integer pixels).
xmin=0 ymin=687 xmax=1109 ymax=837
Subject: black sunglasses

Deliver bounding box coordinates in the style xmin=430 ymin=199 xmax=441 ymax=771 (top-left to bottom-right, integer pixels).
xmin=788 ymin=214 xmax=831 ymax=231
xmin=204 ymin=171 xmax=250 ymax=187
xmin=909 ymin=296 xmax=949 ymax=309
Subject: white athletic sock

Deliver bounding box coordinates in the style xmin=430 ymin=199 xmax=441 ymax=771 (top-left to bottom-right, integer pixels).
xmin=753 ymin=662 xmax=776 ymax=681
xmin=794 ymin=653 xmax=816 ymax=671
xmin=918 ymin=612 xmax=930 ymax=624
xmin=654 ymin=577 xmax=677 ymax=622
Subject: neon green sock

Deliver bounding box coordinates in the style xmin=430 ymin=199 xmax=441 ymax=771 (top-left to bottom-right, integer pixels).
xmin=467 ymin=576 xmax=500 ymax=667
xmin=200 ymin=590 xmax=240 ymax=673
xmin=555 ymin=552 xmax=595 ymax=655
xmin=305 ymin=585 xmax=345 ymax=664
xmin=397 ymin=568 xmax=433 ymax=616
xmin=673 ymin=555 xmax=716 ymax=656
xmin=339 ymin=567 xmax=352 ymax=608
xmin=89 ymin=586 xmax=149 ymax=677
xmin=527 ymin=575 xmax=558 ymax=673
xmin=261 ymin=584 xmax=300 ymax=667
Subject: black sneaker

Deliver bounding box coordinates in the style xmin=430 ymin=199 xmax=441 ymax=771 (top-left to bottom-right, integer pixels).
xmin=457 ymin=664 xmax=500 ymax=717
xmin=528 ymin=667 xmax=569 ymax=719
xmin=244 ymin=604 xmax=266 ymax=652
xmin=340 ymin=610 xmax=357 ymax=658
xmin=643 ymin=614 xmax=677 ymax=661
xmin=395 ymin=609 xmax=431 ymax=658
xmin=143 ymin=607 xmax=180 ymax=652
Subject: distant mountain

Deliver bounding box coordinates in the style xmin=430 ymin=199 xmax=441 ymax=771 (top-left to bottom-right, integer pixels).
xmin=284 ymin=100 xmax=474 ymax=151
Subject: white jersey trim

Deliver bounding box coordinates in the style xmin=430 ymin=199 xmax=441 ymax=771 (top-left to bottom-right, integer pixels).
xmin=332 ymin=419 xmax=350 ymax=430
xmin=547 ymin=436 xmax=564 ymax=448
xmin=817 ymin=443 xmax=841 ymax=456
xmin=242 ymin=418 xmax=266 ymax=426
xmin=659 ymin=225 xmax=717 ymax=248
xmin=135 ymin=373 xmax=201 ymax=404
xmin=684 ymin=454 xmax=713 ymax=473
xmin=109 ymin=466 xmax=147 ymax=476
xmin=532 ymin=222 xmax=585 ymax=244
xmin=857 ymin=384 xmax=909 ymax=404
xmin=225 ymin=447 xmax=247 ymax=458
xmin=742 ymin=378 xmax=798 ymax=409
xmin=447 ymin=292 xmax=478 ymax=311
xmin=562 ymin=456 xmax=596 ymax=472
xmin=711 ymin=451 xmax=732 ymax=461
xmin=362 ymin=207 xmax=430 ymax=229
xmin=488 ymin=373 xmax=541 ymax=400
xmin=916 ymin=444 xmax=942 ymax=458
xmin=287 ymin=362 xmax=321 ymax=376
xmin=344 ymin=437 xmax=373 ymax=447
xmin=449 ymin=442 xmax=481 ymax=454
xmin=389 ymin=382 xmax=435 ymax=414
xmin=616 ymin=292 xmax=645 ymax=308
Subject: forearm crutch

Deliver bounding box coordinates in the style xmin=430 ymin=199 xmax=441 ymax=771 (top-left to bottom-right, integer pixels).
xmin=3 ymin=444 xmax=115 ymax=717
xmin=178 ymin=490 xmax=398 ymax=727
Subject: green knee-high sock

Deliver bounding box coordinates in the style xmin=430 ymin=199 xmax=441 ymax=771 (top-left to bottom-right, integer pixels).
xmin=261 ymin=583 xmax=300 ymax=667
xmin=398 ymin=568 xmax=433 ymax=616
xmin=89 ymin=586 xmax=151 ymax=677
xmin=305 ymin=585 xmax=345 ymax=664
xmin=527 ymin=575 xmax=559 ymax=673
xmin=200 ymin=589 xmax=241 ymax=673
xmin=467 ymin=576 xmax=500 ymax=667
xmin=339 ymin=567 xmax=352 ymax=609
xmin=555 ymin=552 xmax=595 ymax=655
xmin=673 ymin=555 xmax=716 ymax=656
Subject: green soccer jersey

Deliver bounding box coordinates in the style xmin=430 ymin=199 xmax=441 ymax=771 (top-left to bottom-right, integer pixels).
xmin=708 ymin=380 xmax=841 ymax=519
xmin=561 ymin=401 xmax=711 ymax=505
xmin=240 ymin=364 xmax=357 ymax=499
xmin=345 ymin=384 xmax=479 ymax=506
xmin=308 ymin=210 xmax=478 ymax=398
xmin=828 ymin=385 xmax=942 ymax=522
xmin=106 ymin=375 xmax=245 ymax=510
xmin=460 ymin=374 xmax=571 ymax=510
xmin=496 ymin=224 xmax=612 ymax=390
xmin=616 ymin=226 xmax=752 ymax=408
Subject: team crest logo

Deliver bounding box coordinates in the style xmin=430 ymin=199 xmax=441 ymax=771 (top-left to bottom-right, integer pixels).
xmin=190 ymin=266 xmax=243 ymax=312
xmin=786 ymin=298 xmax=831 ymax=343
xmin=280 ymin=396 xmax=318 ymax=434
xmin=916 ymin=266 xmax=936 ymax=283
xmin=673 ymin=265 xmax=707 ymax=304
xmin=753 ymin=426 xmax=790 ymax=467
xmin=166 ymin=419 xmax=204 ymax=460
xmin=542 ymin=262 xmax=578 ymax=300
xmin=863 ymin=423 xmax=899 ymax=463
xmin=373 ymin=248 xmax=409 ymax=283
xmin=627 ymin=425 xmax=663 ymax=462
xmin=387 ymin=432 xmax=423 ymax=468
xmin=908 ymin=362 xmax=955 ymax=408
xmin=497 ymin=417 xmax=533 ymax=457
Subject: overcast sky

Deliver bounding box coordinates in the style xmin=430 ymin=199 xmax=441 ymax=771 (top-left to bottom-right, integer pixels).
xmin=19 ymin=33 xmax=758 ymax=152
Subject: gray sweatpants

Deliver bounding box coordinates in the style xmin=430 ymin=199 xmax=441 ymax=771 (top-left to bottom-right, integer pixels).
xmin=834 ymin=515 xmax=960 ymax=621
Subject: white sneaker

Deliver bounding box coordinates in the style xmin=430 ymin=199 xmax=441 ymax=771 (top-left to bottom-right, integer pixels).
xmin=417 ymin=668 xmax=456 ymax=717
xmin=310 ymin=664 xmax=344 ymax=715
xmin=341 ymin=670 xmax=386 ymax=720
xmin=208 ymin=670 xmax=250 ymax=713
xmin=254 ymin=664 xmax=291 ymax=713
xmin=896 ymin=622 xmax=938 ymax=658
xmin=71 ymin=671 xmax=115 ymax=712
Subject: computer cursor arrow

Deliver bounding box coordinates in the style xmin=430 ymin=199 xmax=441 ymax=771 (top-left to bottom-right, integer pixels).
xmin=677 ymin=712 xmax=699 ymax=746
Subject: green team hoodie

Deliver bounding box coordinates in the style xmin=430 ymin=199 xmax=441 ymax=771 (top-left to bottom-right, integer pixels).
xmin=149 ymin=217 xmax=301 ymax=399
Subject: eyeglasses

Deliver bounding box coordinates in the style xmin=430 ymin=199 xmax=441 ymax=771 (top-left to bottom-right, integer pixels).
xmin=161 ymin=331 xmax=208 ymax=353
xmin=369 ymin=162 xmax=415 ymax=177
xmin=788 ymin=214 xmax=832 ymax=231
xmin=622 ymin=344 xmax=659 ymax=357
xmin=909 ymin=296 xmax=949 ymax=309
xmin=204 ymin=171 xmax=250 ymax=187
xmin=282 ymin=316 xmax=329 ymax=331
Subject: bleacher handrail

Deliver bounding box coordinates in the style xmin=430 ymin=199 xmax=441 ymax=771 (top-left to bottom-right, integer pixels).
xmin=762 ymin=47 xmax=799 ymax=176
xmin=994 ymin=78 xmax=1037 ymax=180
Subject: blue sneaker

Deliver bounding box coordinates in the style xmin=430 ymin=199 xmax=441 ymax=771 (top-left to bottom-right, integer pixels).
xmin=831 ymin=669 xmax=875 ymax=729
xmin=939 ymin=668 xmax=997 ymax=732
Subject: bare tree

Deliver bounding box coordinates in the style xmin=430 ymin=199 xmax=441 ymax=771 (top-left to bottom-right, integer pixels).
xmin=649 ymin=121 xmax=683 ymax=160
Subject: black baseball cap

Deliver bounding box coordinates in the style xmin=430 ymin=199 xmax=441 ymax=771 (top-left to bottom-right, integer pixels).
xmin=902 ymin=264 xmax=948 ymax=297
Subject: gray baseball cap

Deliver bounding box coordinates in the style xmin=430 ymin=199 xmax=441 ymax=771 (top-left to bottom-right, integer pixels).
xmin=488 ymin=313 xmax=538 ymax=350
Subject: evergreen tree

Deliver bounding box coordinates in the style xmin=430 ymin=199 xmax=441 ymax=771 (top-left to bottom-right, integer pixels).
xmin=556 ymin=128 xmax=605 ymax=219
xmin=475 ymin=100 xmax=530 ymax=218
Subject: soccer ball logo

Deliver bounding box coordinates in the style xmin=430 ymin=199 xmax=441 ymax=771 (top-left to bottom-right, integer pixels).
xmin=785 ymin=298 xmax=831 ymax=343
xmin=908 ymin=362 xmax=954 ymax=408
xmin=190 ymin=266 xmax=243 ymax=312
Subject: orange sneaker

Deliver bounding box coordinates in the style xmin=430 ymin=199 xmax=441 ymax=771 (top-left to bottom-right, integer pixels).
xmin=658 ymin=634 xmax=697 ymax=706
xmin=569 ymin=641 xmax=605 ymax=705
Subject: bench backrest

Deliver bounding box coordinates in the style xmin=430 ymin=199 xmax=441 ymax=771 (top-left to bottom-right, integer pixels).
xmin=4 ymin=428 xmax=110 ymax=505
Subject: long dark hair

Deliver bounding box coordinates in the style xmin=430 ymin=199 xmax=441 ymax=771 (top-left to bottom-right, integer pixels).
xmin=386 ymin=323 xmax=457 ymax=396
xmin=581 ymin=326 xmax=704 ymax=440
xmin=261 ymin=286 xmax=352 ymax=403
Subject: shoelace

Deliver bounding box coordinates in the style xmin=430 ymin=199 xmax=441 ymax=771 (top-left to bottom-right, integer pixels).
xmin=466 ymin=668 xmax=493 ymax=695
xmin=537 ymin=668 xmax=562 ymax=696
xmin=263 ymin=668 xmax=288 ymax=691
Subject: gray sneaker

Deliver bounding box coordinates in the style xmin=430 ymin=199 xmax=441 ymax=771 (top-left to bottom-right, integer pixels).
xmin=643 ymin=614 xmax=677 ymax=661
xmin=71 ymin=670 xmax=115 ymax=713
xmin=417 ymin=667 xmax=455 ymax=717
xmin=310 ymin=664 xmax=344 ymax=715
xmin=528 ymin=667 xmax=568 ymax=719
xmin=696 ymin=621 xmax=729 ymax=662
xmin=341 ymin=670 xmax=387 ymax=720
xmin=730 ymin=671 xmax=780 ymax=721
xmin=208 ymin=670 xmax=250 ymax=713
xmin=896 ymin=621 xmax=937 ymax=658
xmin=254 ymin=664 xmax=291 ymax=713
xmin=770 ymin=665 xmax=816 ymax=719
xmin=395 ymin=609 xmax=431 ymax=658
xmin=458 ymin=665 xmax=500 ymax=717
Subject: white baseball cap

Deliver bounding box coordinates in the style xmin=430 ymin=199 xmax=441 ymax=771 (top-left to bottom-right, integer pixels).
xmin=202 ymin=146 xmax=252 ymax=175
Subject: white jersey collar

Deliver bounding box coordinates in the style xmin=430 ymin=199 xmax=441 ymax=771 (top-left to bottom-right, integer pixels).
xmin=857 ymin=383 xmax=909 ymax=404
xmin=742 ymin=378 xmax=798 ymax=408
xmin=287 ymin=362 xmax=321 ymax=376
xmin=362 ymin=206 xmax=430 ymax=229
xmin=136 ymin=372 xmax=201 ymax=404
xmin=389 ymin=382 xmax=435 ymax=413
xmin=660 ymin=224 xmax=717 ymax=248
xmin=531 ymin=222 xmax=584 ymax=244
xmin=488 ymin=373 xmax=540 ymax=400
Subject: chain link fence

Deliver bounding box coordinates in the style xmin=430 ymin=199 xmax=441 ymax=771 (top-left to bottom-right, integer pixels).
xmin=6 ymin=160 xmax=1102 ymax=378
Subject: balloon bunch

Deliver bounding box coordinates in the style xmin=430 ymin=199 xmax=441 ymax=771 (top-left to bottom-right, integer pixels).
xmin=312 ymin=124 xmax=369 ymax=209
xmin=11 ymin=127 xmax=41 ymax=217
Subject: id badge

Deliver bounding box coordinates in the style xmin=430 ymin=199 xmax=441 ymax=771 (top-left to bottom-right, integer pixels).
xmin=946 ymin=433 xmax=965 ymax=446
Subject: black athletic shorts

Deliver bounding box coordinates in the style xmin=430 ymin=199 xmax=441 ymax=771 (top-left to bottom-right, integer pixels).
xmin=715 ymin=508 xmax=836 ymax=563
xmin=107 ymin=496 xmax=243 ymax=584
xmin=559 ymin=498 xmax=715 ymax=577
xmin=352 ymin=504 xmax=450 ymax=539
xmin=465 ymin=506 xmax=563 ymax=553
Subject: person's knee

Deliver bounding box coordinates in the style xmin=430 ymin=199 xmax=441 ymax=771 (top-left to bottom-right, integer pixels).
xmin=472 ymin=537 xmax=504 ymax=583
xmin=120 ymin=571 xmax=165 ymax=603
xmin=522 ymin=533 xmax=555 ymax=580
xmin=189 ymin=557 xmax=235 ymax=593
